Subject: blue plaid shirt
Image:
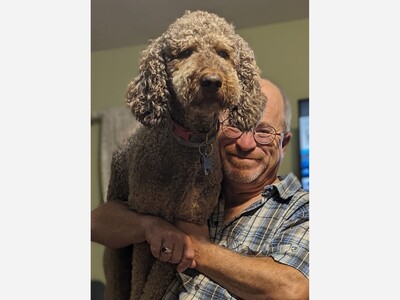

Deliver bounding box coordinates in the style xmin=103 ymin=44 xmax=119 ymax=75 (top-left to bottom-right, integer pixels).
xmin=162 ymin=173 xmax=309 ymax=299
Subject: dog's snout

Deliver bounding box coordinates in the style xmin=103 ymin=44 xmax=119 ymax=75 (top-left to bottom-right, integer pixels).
xmin=201 ymin=74 xmax=222 ymax=91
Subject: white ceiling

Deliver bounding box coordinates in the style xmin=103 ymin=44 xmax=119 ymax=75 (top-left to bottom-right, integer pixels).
xmin=91 ymin=0 xmax=309 ymax=51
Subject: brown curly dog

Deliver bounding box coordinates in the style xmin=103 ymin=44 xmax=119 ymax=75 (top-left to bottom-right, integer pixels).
xmin=103 ymin=10 xmax=267 ymax=300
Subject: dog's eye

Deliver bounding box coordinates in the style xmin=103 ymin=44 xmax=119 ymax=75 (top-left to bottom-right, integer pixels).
xmin=217 ymin=50 xmax=229 ymax=59
xmin=177 ymin=49 xmax=193 ymax=59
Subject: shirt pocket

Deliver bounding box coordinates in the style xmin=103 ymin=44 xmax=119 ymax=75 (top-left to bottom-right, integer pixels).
xmin=220 ymin=221 xmax=248 ymax=251
xmin=220 ymin=215 xmax=273 ymax=253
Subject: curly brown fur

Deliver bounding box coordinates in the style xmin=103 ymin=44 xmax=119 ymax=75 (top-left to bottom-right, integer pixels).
xmin=104 ymin=10 xmax=267 ymax=300
xmin=125 ymin=10 xmax=266 ymax=131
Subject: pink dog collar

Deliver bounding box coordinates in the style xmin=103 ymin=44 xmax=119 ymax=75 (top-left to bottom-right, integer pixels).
xmin=170 ymin=118 xmax=219 ymax=147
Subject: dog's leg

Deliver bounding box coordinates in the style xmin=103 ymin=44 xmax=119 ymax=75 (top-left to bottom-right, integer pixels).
xmin=130 ymin=242 xmax=155 ymax=300
xmin=139 ymin=261 xmax=175 ymax=300
xmin=103 ymin=246 xmax=132 ymax=300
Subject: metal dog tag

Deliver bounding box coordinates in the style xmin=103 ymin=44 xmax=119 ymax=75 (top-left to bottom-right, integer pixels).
xmin=201 ymin=155 xmax=213 ymax=175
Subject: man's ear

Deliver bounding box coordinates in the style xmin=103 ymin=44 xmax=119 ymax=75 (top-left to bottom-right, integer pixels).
xmin=281 ymin=131 xmax=292 ymax=156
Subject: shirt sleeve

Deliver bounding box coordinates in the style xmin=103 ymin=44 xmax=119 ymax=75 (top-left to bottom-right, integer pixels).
xmin=269 ymin=200 xmax=309 ymax=278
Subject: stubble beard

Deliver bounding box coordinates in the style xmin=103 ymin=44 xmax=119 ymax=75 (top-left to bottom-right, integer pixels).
xmin=222 ymin=163 xmax=265 ymax=184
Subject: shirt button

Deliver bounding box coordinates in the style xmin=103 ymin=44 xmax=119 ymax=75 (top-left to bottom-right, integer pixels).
xmin=195 ymin=284 xmax=200 ymax=290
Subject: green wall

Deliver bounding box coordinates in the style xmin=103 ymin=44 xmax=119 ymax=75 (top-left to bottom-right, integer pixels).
xmin=91 ymin=18 xmax=309 ymax=283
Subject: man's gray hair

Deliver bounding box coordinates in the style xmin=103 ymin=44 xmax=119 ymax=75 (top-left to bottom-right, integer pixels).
xmin=279 ymin=88 xmax=292 ymax=132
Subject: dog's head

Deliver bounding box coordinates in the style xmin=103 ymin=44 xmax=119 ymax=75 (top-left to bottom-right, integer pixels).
xmin=125 ymin=10 xmax=266 ymax=131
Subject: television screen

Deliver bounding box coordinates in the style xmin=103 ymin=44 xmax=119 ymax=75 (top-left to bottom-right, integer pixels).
xmin=298 ymin=99 xmax=309 ymax=191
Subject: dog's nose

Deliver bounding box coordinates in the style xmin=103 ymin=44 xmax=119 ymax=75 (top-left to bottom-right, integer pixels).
xmin=201 ymin=74 xmax=222 ymax=91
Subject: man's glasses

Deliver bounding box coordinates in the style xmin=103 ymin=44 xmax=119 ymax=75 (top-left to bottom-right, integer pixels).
xmin=220 ymin=119 xmax=286 ymax=145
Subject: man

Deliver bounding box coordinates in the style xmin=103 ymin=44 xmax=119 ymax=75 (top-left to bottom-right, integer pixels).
xmin=91 ymin=79 xmax=309 ymax=299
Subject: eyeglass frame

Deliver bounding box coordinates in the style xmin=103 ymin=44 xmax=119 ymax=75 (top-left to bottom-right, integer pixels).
xmin=219 ymin=119 xmax=287 ymax=145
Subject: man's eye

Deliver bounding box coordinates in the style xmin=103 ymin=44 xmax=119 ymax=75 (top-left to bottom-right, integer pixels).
xmin=177 ymin=49 xmax=193 ymax=59
xmin=256 ymin=127 xmax=274 ymax=134
xmin=217 ymin=50 xmax=229 ymax=59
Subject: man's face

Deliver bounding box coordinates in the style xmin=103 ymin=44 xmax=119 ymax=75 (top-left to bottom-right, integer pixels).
xmin=217 ymin=82 xmax=290 ymax=185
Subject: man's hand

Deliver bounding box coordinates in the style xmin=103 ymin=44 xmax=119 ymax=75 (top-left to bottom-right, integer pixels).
xmin=142 ymin=216 xmax=197 ymax=272
xmin=175 ymin=220 xmax=210 ymax=269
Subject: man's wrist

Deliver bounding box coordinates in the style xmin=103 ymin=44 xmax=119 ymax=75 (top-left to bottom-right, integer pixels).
xmin=192 ymin=238 xmax=214 ymax=270
xmin=140 ymin=214 xmax=157 ymax=243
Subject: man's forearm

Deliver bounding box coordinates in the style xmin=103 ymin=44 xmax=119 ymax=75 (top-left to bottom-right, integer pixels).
xmin=91 ymin=201 xmax=148 ymax=249
xmin=91 ymin=202 xmax=196 ymax=272
xmin=194 ymin=242 xmax=309 ymax=300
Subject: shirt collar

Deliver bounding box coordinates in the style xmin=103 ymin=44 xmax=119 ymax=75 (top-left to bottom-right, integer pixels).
xmin=210 ymin=173 xmax=303 ymax=229
xmin=273 ymin=172 xmax=303 ymax=201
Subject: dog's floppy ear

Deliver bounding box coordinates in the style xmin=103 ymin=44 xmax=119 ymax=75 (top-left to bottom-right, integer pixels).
xmin=230 ymin=36 xmax=267 ymax=132
xmin=125 ymin=36 xmax=170 ymax=127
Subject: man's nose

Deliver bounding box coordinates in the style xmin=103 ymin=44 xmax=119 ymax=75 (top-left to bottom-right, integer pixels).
xmin=235 ymin=132 xmax=257 ymax=152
